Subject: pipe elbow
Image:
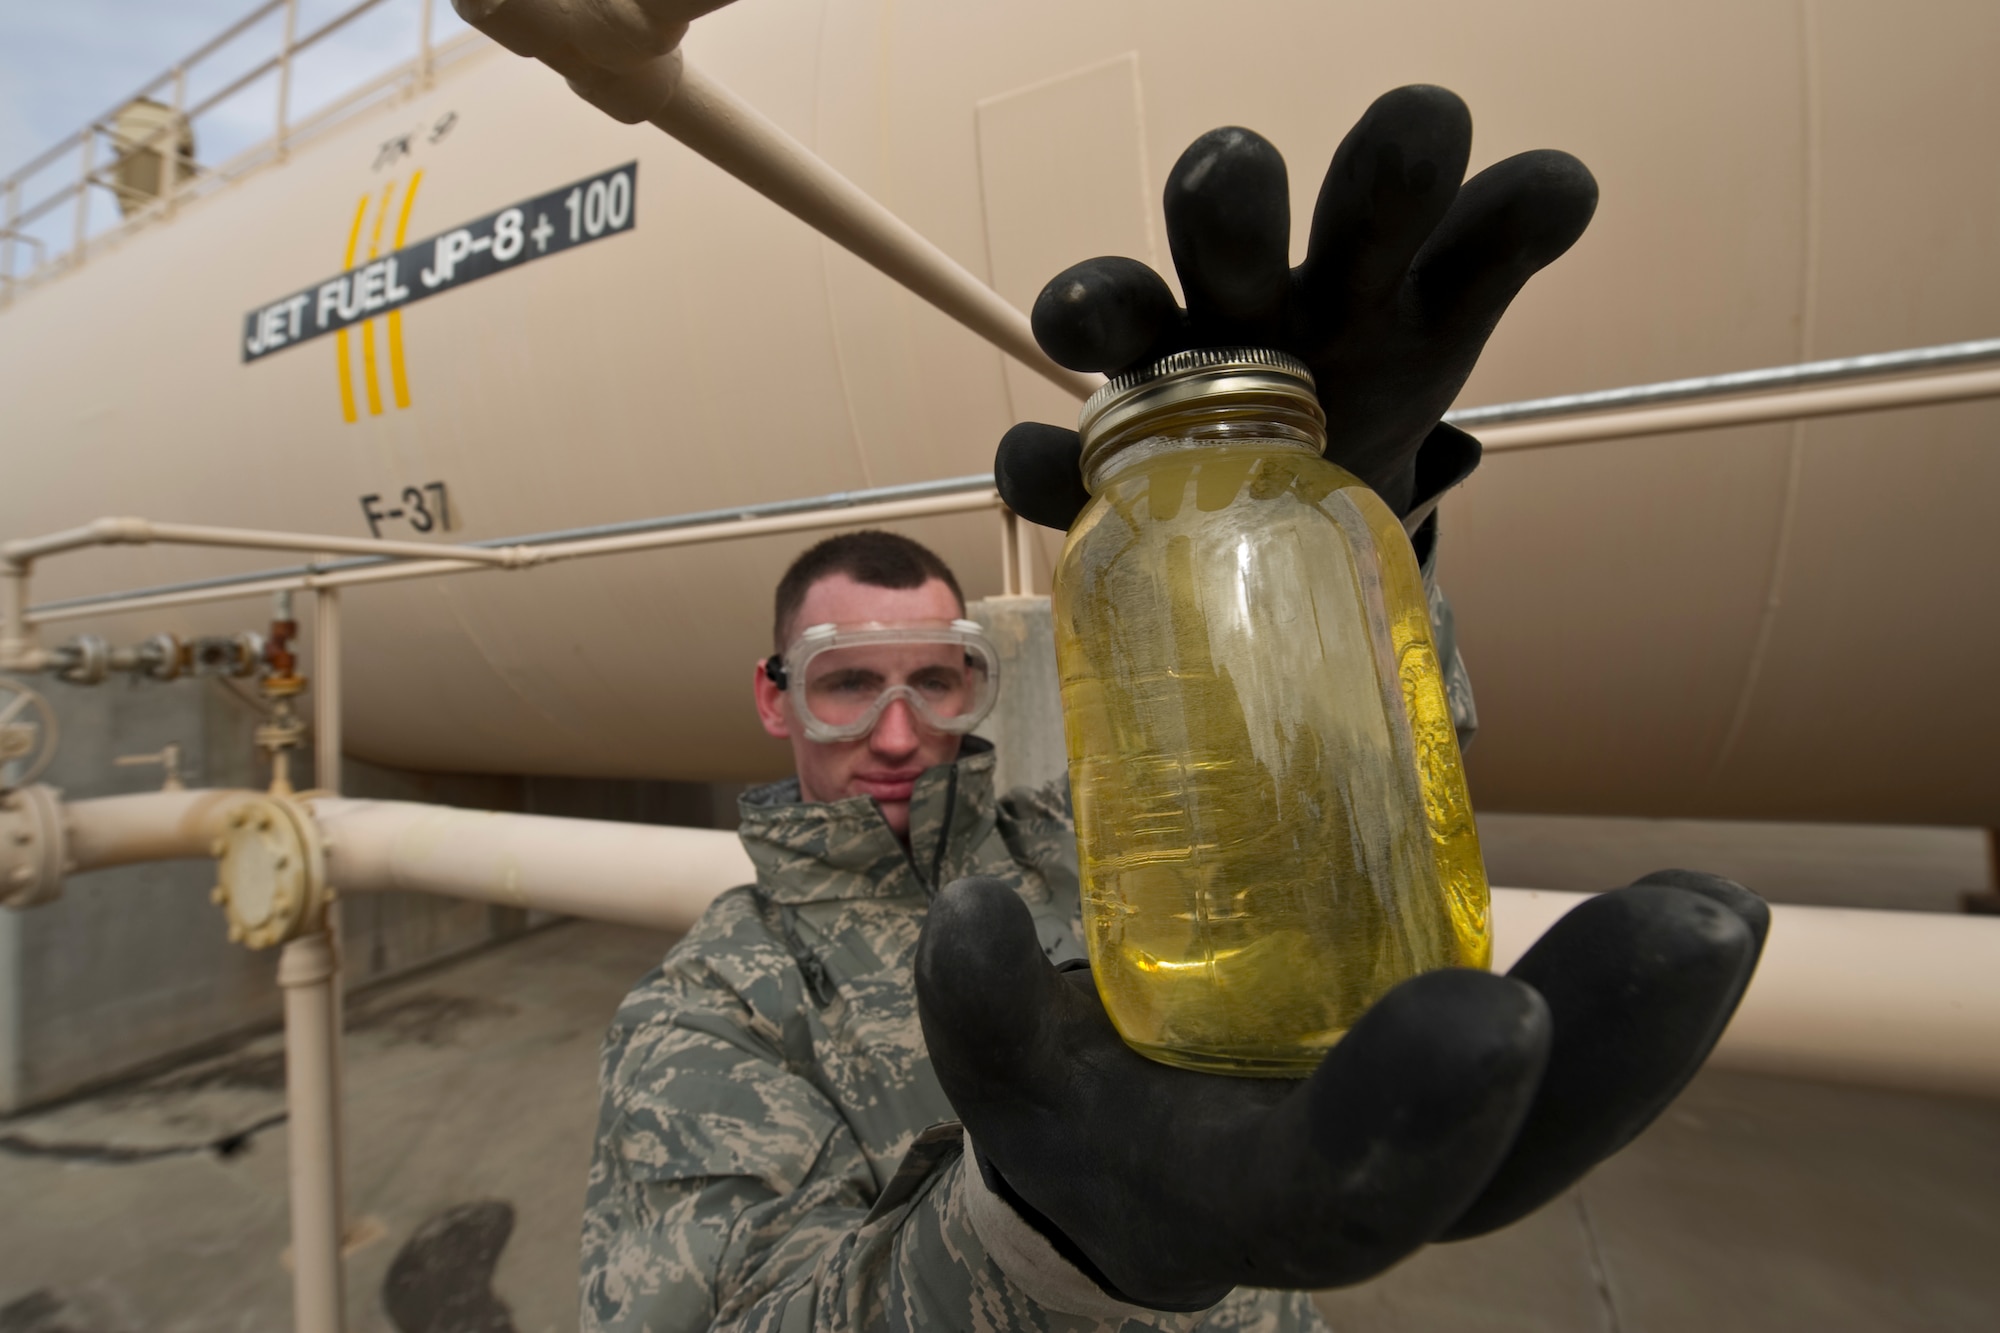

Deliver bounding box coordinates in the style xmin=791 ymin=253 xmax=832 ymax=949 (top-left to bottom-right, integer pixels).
xmin=96 ymin=517 xmax=153 ymax=545
xmin=457 ymin=0 xmax=690 ymax=121
xmin=566 ymin=48 xmax=685 ymax=124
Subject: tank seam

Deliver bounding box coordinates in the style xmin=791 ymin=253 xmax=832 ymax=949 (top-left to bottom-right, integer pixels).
xmin=1709 ymin=0 xmax=1822 ymax=781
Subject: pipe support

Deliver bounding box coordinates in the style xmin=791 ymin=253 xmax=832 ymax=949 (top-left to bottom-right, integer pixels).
xmin=0 ymin=561 xmax=45 ymax=671
xmin=278 ymin=931 xmax=346 ymax=1333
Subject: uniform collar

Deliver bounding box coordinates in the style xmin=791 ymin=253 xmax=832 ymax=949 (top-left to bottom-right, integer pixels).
xmin=737 ymin=737 xmax=998 ymax=904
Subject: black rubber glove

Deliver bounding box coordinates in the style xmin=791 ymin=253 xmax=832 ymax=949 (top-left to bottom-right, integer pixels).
xmin=995 ymin=85 xmax=1598 ymax=532
xmin=916 ymin=872 xmax=1767 ymax=1311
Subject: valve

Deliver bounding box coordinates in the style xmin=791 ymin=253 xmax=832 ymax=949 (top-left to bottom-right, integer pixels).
xmin=0 ymin=676 xmax=59 ymax=789
xmin=255 ymin=593 xmax=307 ymax=794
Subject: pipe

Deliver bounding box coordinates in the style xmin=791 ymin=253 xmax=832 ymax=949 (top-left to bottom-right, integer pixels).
xmin=22 ymin=792 xmax=2000 ymax=1098
xmin=309 ymin=587 xmax=348 ymax=1266
xmin=1477 ymin=364 xmax=2000 ymax=455
xmin=527 ymin=486 xmax=1000 ymax=563
xmin=650 ymin=64 xmax=1098 ymax=401
xmin=1490 ymin=887 xmax=2000 ymax=1101
xmin=0 ymin=560 xmax=43 ymax=670
xmin=1449 ymin=335 xmax=2000 ymax=428
xmin=309 ymin=797 xmax=755 ymax=932
xmin=277 ymin=932 xmax=346 ymax=1333
xmin=62 ymin=789 xmax=240 ymax=871
xmin=999 ymin=510 xmax=1024 ymax=598
xmin=314 ymin=589 xmax=341 ymax=794
xmin=308 ymin=798 xmax=2000 ymax=1098
xmin=1 ymin=516 xmax=533 ymax=568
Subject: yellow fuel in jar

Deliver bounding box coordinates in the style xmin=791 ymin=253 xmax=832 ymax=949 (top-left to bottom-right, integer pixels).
xmin=1053 ymin=349 xmax=1489 ymax=1077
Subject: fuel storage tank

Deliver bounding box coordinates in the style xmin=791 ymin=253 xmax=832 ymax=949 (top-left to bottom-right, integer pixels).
xmin=2 ymin=0 xmax=1996 ymax=826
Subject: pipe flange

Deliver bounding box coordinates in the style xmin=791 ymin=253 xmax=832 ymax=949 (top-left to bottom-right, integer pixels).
xmin=211 ymin=793 xmax=326 ymax=949
xmin=0 ymin=783 xmax=69 ymax=909
xmin=139 ymin=633 xmax=185 ymax=682
xmin=55 ymin=635 xmax=110 ymax=686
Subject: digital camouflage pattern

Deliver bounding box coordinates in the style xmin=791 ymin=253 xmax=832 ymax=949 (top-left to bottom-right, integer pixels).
xmin=579 ymin=738 xmax=1329 ymax=1332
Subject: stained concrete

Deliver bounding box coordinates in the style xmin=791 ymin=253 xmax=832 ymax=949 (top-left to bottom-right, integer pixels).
xmin=1314 ymin=1070 xmax=2000 ymax=1332
xmin=2 ymin=919 xmax=1996 ymax=1332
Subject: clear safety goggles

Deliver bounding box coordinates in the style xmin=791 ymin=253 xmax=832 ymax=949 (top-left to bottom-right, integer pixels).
xmin=764 ymin=619 xmax=1000 ymax=743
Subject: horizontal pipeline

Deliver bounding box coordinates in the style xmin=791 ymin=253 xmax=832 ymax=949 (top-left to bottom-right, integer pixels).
xmin=20 ymin=788 xmax=2000 ymax=1102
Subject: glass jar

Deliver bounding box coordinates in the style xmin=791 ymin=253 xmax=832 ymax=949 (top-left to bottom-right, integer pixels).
xmin=1052 ymin=348 xmax=1490 ymax=1077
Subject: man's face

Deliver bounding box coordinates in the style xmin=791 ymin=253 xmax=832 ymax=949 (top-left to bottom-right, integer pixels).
xmin=754 ymin=574 xmax=968 ymax=838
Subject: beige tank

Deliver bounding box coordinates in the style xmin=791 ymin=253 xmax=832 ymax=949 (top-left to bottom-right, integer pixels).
xmin=1 ymin=0 xmax=1995 ymax=827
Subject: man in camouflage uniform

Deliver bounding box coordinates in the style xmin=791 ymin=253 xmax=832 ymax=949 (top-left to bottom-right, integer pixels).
xmin=582 ymin=530 xmax=1327 ymax=1330
xmin=581 ymin=87 xmax=1767 ymax=1331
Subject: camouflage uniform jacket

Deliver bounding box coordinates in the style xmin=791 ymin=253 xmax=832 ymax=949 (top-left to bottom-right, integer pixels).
xmin=581 ymin=738 xmax=1330 ymax=1332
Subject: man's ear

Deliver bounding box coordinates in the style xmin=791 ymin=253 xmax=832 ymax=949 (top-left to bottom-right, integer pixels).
xmin=753 ymin=658 xmax=791 ymax=739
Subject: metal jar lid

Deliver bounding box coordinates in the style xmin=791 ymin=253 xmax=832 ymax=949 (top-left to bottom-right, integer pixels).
xmin=1076 ymin=347 xmax=1324 ymax=475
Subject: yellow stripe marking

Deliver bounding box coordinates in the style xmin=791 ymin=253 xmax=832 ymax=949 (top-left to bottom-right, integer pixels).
xmin=335 ymin=194 xmax=370 ymax=424
xmin=369 ymin=181 xmax=396 ymax=256
xmin=387 ymin=170 xmax=422 ymax=409
xmin=359 ymin=181 xmax=396 ymax=417
xmin=386 ymin=314 xmax=411 ymax=410
xmin=361 ymin=319 xmax=384 ymax=416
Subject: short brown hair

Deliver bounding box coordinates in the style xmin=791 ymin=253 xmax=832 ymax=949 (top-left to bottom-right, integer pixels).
xmin=773 ymin=530 xmax=965 ymax=650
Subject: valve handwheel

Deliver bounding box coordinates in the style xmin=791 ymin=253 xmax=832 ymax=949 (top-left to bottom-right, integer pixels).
xmin=0 ymin=676 xmax=59 ymax=789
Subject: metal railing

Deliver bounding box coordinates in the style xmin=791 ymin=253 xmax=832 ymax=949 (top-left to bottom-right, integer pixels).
xmin=0 ymin=0 xmax=480 ymax=305
xmin=7 ymin=333 xmax=2000 ymax=635
xmin=1449 ymin=337 xmax=2000 ymax=427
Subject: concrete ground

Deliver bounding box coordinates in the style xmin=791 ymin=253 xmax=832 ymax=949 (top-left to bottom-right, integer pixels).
xmin=1 ymin=920 xmax=1995 ymax=1333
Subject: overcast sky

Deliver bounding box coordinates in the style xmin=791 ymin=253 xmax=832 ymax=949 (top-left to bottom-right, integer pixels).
xmin=0 ymin=0 xmax=469 ymax=182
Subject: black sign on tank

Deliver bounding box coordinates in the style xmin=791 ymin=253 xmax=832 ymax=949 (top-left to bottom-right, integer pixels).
xmin=242 ymin=162 xmax=637 ymax=362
